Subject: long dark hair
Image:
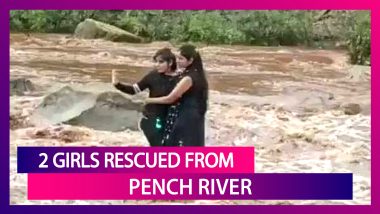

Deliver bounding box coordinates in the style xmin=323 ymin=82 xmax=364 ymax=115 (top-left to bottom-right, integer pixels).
xmin=153 ymin=48 xmax=177 ymax=71
xmin=179 ymin=44 xmax=209 ymax=113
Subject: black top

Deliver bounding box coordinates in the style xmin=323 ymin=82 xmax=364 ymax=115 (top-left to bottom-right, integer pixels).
xmin=181 ymin=69 xmax=208 ymax=115
xmin=114 ymin=70 xmax=178 ymax=117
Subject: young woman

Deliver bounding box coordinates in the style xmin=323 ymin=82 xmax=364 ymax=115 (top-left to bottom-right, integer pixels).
xmin=112 ymin=48 xmax=179 ymax=146
xmin=145 ymin=44 xmax=208 ymax=146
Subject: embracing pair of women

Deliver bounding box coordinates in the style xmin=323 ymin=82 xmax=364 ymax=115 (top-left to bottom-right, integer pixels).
xmin=112 ymin=44 xmax=208 ymax=147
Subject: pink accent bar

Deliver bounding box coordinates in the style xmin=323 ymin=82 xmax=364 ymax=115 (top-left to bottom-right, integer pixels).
xmin=18 ymin=147 xmax=254 ymax=174
xmin=28 ymin=173 xmax=255 ymax=200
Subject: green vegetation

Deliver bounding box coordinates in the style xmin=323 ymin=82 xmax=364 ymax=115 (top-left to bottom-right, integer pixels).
xmin=346 ymin=12 xmax=370 ymax=65
xmin=10 ymin=10 xmax=370 ymax=65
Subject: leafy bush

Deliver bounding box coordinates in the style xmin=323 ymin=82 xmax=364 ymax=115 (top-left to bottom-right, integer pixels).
xmin=347 ymin=12 xmax=370 ymax=65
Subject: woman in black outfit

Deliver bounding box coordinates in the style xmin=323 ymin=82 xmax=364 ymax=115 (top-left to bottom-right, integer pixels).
xmin=112 ymin=48 xmax=178 ymax=146
xmin=145 ymin=44 xmax=208 ymax=146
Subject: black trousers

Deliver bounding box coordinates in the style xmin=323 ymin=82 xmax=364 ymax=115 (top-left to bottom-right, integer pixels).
xmin=139 ymin=115 xmax=165 ymax=147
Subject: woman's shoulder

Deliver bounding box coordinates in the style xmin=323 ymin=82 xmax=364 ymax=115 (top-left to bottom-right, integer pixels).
xmin=183 ymin=68 xmax=201 ymax=80
xmin=146 ymin=69 xmax=158 ymax=76
xmin=142 ymin=69 xmax=161 ymax=81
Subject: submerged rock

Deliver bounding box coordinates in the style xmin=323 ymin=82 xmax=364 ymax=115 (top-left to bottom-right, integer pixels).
xmin=10 ymin=112 xmax=30 ymax=130
xmin=341 ymin=103 xmax=362 ymax=115
xmin=10 ymin=78 xmax=35 ymax=96
xmin=271 ymin=87 xmax=338 ymax=115
xmin=28 ymin=126 xmax=91 ymax=143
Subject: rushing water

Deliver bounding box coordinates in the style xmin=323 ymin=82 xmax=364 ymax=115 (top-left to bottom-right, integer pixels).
xmin=10 ymin=33 xmax=371 ymax=205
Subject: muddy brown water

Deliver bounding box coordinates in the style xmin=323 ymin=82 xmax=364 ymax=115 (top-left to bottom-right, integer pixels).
xmin=10 ymin=33 xmax=358 ymax=96
xmin=9 ymin=33 xmax=371 ymax=205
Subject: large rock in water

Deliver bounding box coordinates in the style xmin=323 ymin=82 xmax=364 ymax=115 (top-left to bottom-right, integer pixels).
xmin=31 ymin=86 xmax=96 ymax=125
xmin=66 ymin=92 xmax=143 ymax=131
xmin=74 ymin=19 xmax=144 ymax=43
xmin=10 ymin=78 xmax=35 ymax=96
xmin=341 ymin=103 xmax=362 ymax=115
xmin=31 ymin=86 xmax=143 ymax=131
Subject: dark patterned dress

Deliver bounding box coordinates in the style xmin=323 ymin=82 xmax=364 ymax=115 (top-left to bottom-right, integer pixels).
xmin=161 ymin=68 xmax=207 ymax=146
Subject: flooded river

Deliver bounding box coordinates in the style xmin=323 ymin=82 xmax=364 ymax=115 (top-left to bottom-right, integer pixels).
xmin=10 ymin=33 xmax=371 ymax=205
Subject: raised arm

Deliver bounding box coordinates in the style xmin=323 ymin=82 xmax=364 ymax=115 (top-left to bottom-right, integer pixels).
xmin=112 ymin=69 xmax=150 ymax=95
xmin=145 ymin=76 xmax=192 ymax=104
